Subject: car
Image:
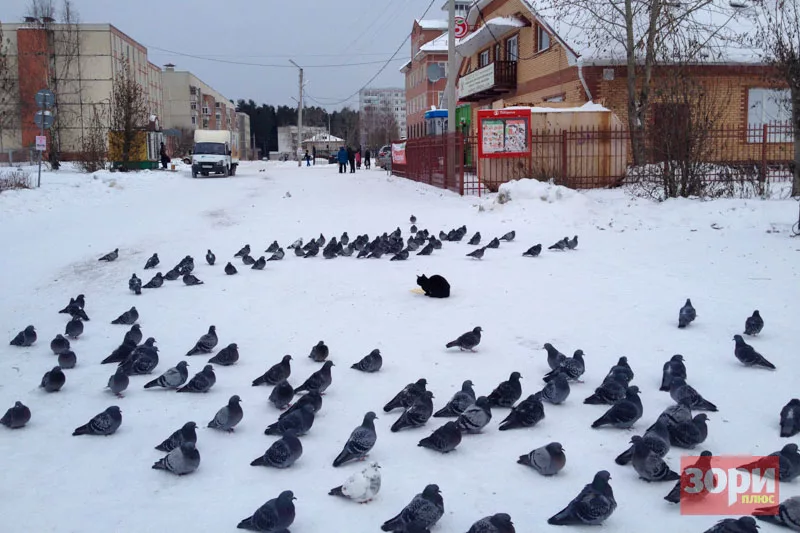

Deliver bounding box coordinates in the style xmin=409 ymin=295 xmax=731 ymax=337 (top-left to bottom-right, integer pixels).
xmin=377 ymin=145 xmax=392 ymax=169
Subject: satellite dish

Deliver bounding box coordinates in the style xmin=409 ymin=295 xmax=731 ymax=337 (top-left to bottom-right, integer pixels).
xmin=426 ymin=63 xmax=445 ymax=83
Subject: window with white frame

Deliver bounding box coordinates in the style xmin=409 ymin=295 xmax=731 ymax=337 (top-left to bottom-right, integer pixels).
xmin=545 ymin=95 xmax=564 ymax=103
xmin=191 ymin=116 xmax=197 ymax=125
xmin=191 ymin=102 xmax=197 ymax=110
xmin=479 ymin=50 xmax=490 ymax=68
xmin=747 ymin=88 xmax=792 ymax=143
xmin=494 ymin=43 xmax=502 ymax=61
xmin=538 ymin=26 xmax=550 ymax=52
xmin=506 ymin=35 xmax=519 ymax=61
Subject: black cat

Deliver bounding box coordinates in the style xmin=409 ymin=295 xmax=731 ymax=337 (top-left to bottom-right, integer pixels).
xmin=417 ymin=274 xmax=450 ymax=298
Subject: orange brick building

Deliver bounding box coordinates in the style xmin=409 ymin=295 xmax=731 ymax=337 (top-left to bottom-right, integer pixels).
xmin=402 ymin=19 xmax=450 ymax=139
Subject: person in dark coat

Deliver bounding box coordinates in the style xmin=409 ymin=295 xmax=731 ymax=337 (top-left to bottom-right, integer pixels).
xmin=364 ymin=148 xmax=371 ymax=169
xmin=347 ymin=146 xmax=355 ymax=173
xmin=304 ymin=150 xmax=311 ymax=166
xmin=337 ymin=146 xmax=348 ymax=174
xmin=159 ymin=142 xmax=169 ymax=169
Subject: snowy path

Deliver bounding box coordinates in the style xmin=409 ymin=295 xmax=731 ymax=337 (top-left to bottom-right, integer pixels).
xmin=1 ymin=161 xmax=799 ymax=532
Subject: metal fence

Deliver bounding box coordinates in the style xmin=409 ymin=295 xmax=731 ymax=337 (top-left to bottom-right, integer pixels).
xmin=390 ymin=134 xmax=464 ymax=195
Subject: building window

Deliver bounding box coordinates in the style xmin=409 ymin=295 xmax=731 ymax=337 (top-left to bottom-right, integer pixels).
xmin=506 ymin=35 xmax=519 ymax=61
xmin=191 ymin=116 xmax=197 ymax=125
xmin=190 ymin=102 xmax=197 ymax=110
xmin=545 ymin=95 xmax=564 ymax=103
xmin=202 ymin=106 xmax=210 ymax=115
xmin=538 ymin=26 xmax=551 ymax=52
xmin=747 ymin=88 xmax=792 ymax=142
xmin=438 ymin=91 xmax=444 ymax=107
xmin=494 ymin=43 xmax=502 ymax=61
xmin=215 ymin=102 xmax=221 ymax=108
xmin=479 ymin=49 xmax=490 ymax=68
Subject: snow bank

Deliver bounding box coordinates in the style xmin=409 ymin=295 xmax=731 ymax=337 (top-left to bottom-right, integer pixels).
xmin=495 ymin=178 xmax=584 ymax=204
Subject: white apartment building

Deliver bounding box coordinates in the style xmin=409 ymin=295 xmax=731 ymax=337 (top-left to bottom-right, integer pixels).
xmin=161 ymin=64 xmax=236 ymax=133
xmin=359 ymin=88 xmax=407 ymax=141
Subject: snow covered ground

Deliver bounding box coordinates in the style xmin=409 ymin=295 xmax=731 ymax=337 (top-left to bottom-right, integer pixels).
xmin=1 ymin=161 xmax=799 ymax=532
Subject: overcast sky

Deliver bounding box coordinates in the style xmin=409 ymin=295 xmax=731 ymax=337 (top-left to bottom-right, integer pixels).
xmin=3 ymin=0 xmax=445 ymax=108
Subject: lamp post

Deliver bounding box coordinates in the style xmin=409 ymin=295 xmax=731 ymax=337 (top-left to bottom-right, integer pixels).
xmin=289 ymin=59 xmax=304 ymax=167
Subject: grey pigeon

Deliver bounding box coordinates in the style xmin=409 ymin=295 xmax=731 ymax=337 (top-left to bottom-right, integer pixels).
xmin=237 ymin=490 xmax=296 ymax=532
xmin=391 ymin=391 xmax=434 ymax=432
xmin=40 ymin=366 xmax=66 ymax=392
xmin=98 ymin=248 xmax=119 ymax=261
xmin=209 ymin=343 xmax=239 ymax=366
xmin=288 ymin=238 xmax=303 ymax=249
xmin=120 ymin=342 xmax=159 ymax=376
xmin=417 ymin=243 xmax=434 ymax=256
xmin=107 ymin=366 xmax=129 ymax=397
xmin=279 ymin=391 xmax=322 ymax=420
xmin=252 ymin=355 xmax=292 ymax=386
xmin=753 ymin=496 xmax=800 ymax=530
xmin=566 ymin=235 xmax=578 ymax=250
xmin=544 ymin=343 xmax=567 ymax=371
xmin=333 ymin=411 xmax=378 ymax=467
xmin=457 ymin=396 xmax=492 ymax=433
xmin=410 ymin=215 xmax=417 ymax=224
xmin=615 ymin=418 xmax=671 ymax=465
xmin=652 ymin=401 xmax=694 ymax=437
xmin=144 ymin=253 xmax=159 ymax=269
xmin=433 ymin=380 xmax=475 ymax=418
xmin=144 ymin=361 xmax=189 ymax=389
xmin=678 ymin=298 xmax=696 ymax=328
xmin=538 ymin=371 xmax=570 ymax=405
xmin=384 ymin=378 xmax=428 ymax=412
xmin=251 ymin=430 xmax=303 ymax=468
xmin=265 ymin=403 xmax=316 ymax=436
xmin=58 ymin=295 xmax=83 ymax=314
xmin=606 ymin=356 xmax=634 ymax=383
xmin=548 ymin=470 xmax=617 ymax=525
xmin=660 ymin=354 xmax=687 ymax=391
xmin=143 ymin=272 xmax=164 ymax=289
xmin=591 ymin=386 xmax=642 ymax=429
xmin=234 ymin=244 xmax=250 ymax=258
xmin=251 ymin=256 xmax=266 ymax=270
xmin=269 ymin=380 xmax=294 ymax=410
xmin=111 ymin=306 xmax=138 ymax=325
xmin=309 ymin=340 xmax=329 ymax=362
xmin=665 ymin=450 xmax=713 ymax=504
xmin=738 ymin=443 xmax=800 ymax=482
xmin=418 ymin=421 xmax=461 ymax=453
xmin=702 ymin=517 xmax=760 ymax=533
xmin=467 ymin=513 xmax=515 ymax=533
xmin=780 ymin=399 xmax=800 ymax=438
xmin=182 ymin=273 xmax=203 ymax=286
xmin=208 ymin=395 xmax=243 ymax=432
xmin=745 ymin=310 xmax=764 ymax=336
xmin=267 ymin=248 xmax=284 ymax=261
xmin=164 ymin=267 xmax=181 ymax=281
xmin=584 ymin=371 xmax=628 ymax=405
xmin=351 ymin=349 xmax=382 ymax=372
xmin=733 ymin=334 xmax=775 ymax=369
xmin=630 ymin=435 xmax=680 ymax=482
xmin=67 ymin=305 xmax=90 ymax=321
xmin=242 ymin=253 xmax=257 ymax=265
xmin=523 ymin=244 xmax=542 ymax=257
xmin=50 ymin=334 xmax=70 ymax=355
xmin=518 ymin=442 xmax=566 ymax=476
xmin=152 ymin=441 xmax=200 ymax=476
xmin=390 ymin=250 xmax=409 ymax=261
xmin=668 ymin=413 xmax=709 ymax=449
xmin=487 ymin=372 xmax=523 ymax=408
xmin=10 ymin=325 xmax=36 ymax=347
xmin=381 ymin=484 xmax=444 ymax=532
xmin=468 ymin=232 xmax=481 ymax=245
xmin=486 ymin=237 xmax=500 ymax=249
xmin=548 ymin=237 xmax=568 ymax=251
xmin=466 ymin=247 xmax=485 ymax=259
xmin=73 ymin=406 xmax=122 ymax=436
xmin=129 ymin=274 xmax=142 ymax=295
xmin=155 ymin=421 xmax=197 ymax=452
xmin=177 ymin=256 xmax=195 ymax=274
xmin=445 ymin=326 xmax=482 ymax=351
xmin=669 ymin=377 xmax=718 ymax=411
xmin=294 ymin=360 xmax=334 ymax=394
xmin=177 ymin=364 xmax=216 ymax=393
xmin=186 ymin=326 xmax=219 ymax=355
xmin=544 ymin=349 xmax=585 ymax=382
xmin=500 ymin=231 xmax=515 ymax=242
xmin=265 ymin=240 xmax=279 ymax=253
xmin=124 ymin=324 xmax=143 ymax=345
xmin=498 ymin=394 xmax=545 ymax=431
xmin=58 ymin=350 xmax=77 ymax=369
xmin=294 ymin=246 xmax=305 ymax=257
xmin=205 ymin=249 xmax=215 ymax=265
xmin=225 ymin=262 xmax=238 ymax=275
xmin=328 ymin=461 xmax=382 ymax=503
xmin=102 ymin=340 xmax=137 ymax=365
xmin=1 ymin=401 xmax=31 ymax=429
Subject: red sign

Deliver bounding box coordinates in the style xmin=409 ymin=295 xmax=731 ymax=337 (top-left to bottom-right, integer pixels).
xmin=454 ymin=17 xmax=469 ymax=39
xmin=477 ymin=108 xmax=531 ymax=159
xmin=391 ymin=142 xmax=407 ymax=165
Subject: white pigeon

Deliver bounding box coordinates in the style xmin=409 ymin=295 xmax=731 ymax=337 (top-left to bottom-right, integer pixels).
xmin=328 ymin=462 xmax=382 ymax=503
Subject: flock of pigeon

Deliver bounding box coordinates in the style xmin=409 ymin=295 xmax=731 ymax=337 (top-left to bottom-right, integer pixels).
xmin=3 ymin=214 xmax=799 ymax=533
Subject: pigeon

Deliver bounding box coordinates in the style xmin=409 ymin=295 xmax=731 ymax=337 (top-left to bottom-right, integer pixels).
xmin=702 ymin=517 xmax=760 ymax=533
xmin=309 ymin=341 xmax=329 ymax=362
xmin=548 ymin=238 xmax=568 ymax=251
xmin=591 ymin=386 xmax=643 ymax=429
xmin=486 ymin=237 xmax=500 ymax=249
xmin=538 ymin=371 xmax=570 ymax=405
xmin=664 ymin=450 xmax=714 ymax=504
xmin=265 ymin=403 xmax=316 ymax=436
xmin=265 ymin=241 xmax=280 ymax=253
xmin=205 ymin=249 xmax=216 ymax=265
xmin=144 ymin=253 xmax=159 ymax=270
xmin=669 ymin=378 xmax=718 ymax=411
xmin=544 ymin=343 xmax=567 ymax=371
xmin=120 ymin=323 xmax=141 ymax=345
xmin=629 ymin=435 xmax=680 ymax=482
xmin=267 ymin=248 xmax=285 ymax=261
xmin=668 ymin=413 xmax=709 ymax=449
xmin=487 ymin=372 xmax=523 ymax=408
xmin=252 ymin=355 xmax=292 ymax=386
xmin=745 ymin=310 xmax=764 ymax=336
xmin=780 ymin=399 xmax=800 ymax=438
xmin=678 ymin=298 xmax=696 ymax=328
xmin=64 ymin=320 xmax=82 ymax=343
xmin=418 ymin=421 xmax=462 ymax=453
xmin=178 ymin=256 xmax=195 ymax=274
xmin=518 ymin=442 xmax=566 ymax=476
xmin=58 ymin=295 xmax=85 ymax=314
xmin=548 ymin=470 xmax=617 ymax=526
xmin=152 ymin=441 xmax=200 ymax=476
xmin=584 ymin=371 xmax=628 ymax=405
xmin=119 ymin=344 xmax=159 ymax=376
xmin=251 ymin=430 xmax=303 ymax=468
xmin=128 ymin=273 xmax=142 ymax=295
xmin=294 ymin=246 xmax=305 ymax=257
xmin=237 ymin=491 xmax=296 ymax=532
xmin=182 ymin=273 xmax=203 ymax=286
xmin=606 ymin=356 xmax=634 ymax=383
xmin=466 ymin=247 xmax=485 ymax=259
xmin=101 ymin=339 xmax=137 ymax=364
xmin=142 ymin=272 xmax=164 ymax=289
xmin=294 ymin=360 xmax=334 ymax=395
xmin=391 ymin=391 xmax=434 ymax=432
xmin=500 ymin=231 xmax=515 ymax=242
xmin=457 ymin=396 xmax=492 ymax=433
xmin=329 ymin=462 xmax=382 ymax=503
xmin=303 ymin=245 xmax=319 ymax=258
xmin=241 ymin=254 xmax=256 ymax=266
xmin=439 ymin=230 xmax=449 ymax=241
xmin=209 ymin=343 xmax=239 ymax=366
xmin=288 ymin=238 xmax=302 ymax=249
xmin=333 ymin=411 xmax=378 ymax=467
xmin=433 ymin=380 xmax=475 ymax=418
xmin=50 ymin=334 xmax=70 ymax=355
xmin=738 ymin=443 xmax=800 ymax=482
xmin=155 ymin=421 xmax=197 ymax=452
xmin=467 ymin=513 xmax=515 ymax=533
xmin=352 ymin=349 xmax=382 ymax=372
xmin=251 ymin=256 xmax=266 ymax=270
xmin=187 ymin=326 xmax=218 ymax=356
xmin=544 ymin=350 xmax=585 ymax=382
xmin=67 ymin=305 xmax=90 ymax=321
xmin=40 ymin=366 xmax=66 ymax=392
xmin=107 ymin=366 xmax=129 ymax=397
xmin=208 ymin=395 xmax=243 ymax=432
xmin=468 ymin=232 xmax=481 ymax=245
xmin=753 ymin=496 xmax=800 ymax=530
xmin=417 ymin=243 xmax=434 ymax=256
xmin=381 ymin=484 xmax=444 ymax=532
xmin=98 ymin=248 xmax=119 ymax=261
xmin=390 ymin=250 xmax=409 ymax=261
xmin=445 ymin=327 xmax=482 ymax=351
xmin=225 ymin=262 xmax=238 ymax=275
xmin=522 ymin=244 xmax=542 ymax=257
xmin=566 ymin=235 xmax=578 ymax=250
xmin=234 ymin=244 xmax=250 ymax=258
xmin=431 ymin=237 xmax=442 ymax=250
xmin=498 ymin=394 xmax=545 ymax=431
xmin=660 ymin=354 xmax=687 ymax=391
xmin=9 ymin=325 xmax=36 ymax=347
xmin=410 ymin=215 xmax=417 ymax=224
xmin=384 ymin=378 xmax=428 ymax=412
xmin=279 ymin=391 xmax=323 ymax=420
xmin=269 ymin=380 xmax=295 ymax=410
xmin=73 ymin=406 xmax=122 ymax=436
xmin=111 ymin=306 xmax=138 ymax=325
xmin=1 ymin=401 xmax=31 ymax=429
xmin=177 ymin=365 xmax=216 ymax=393
xmin=165 ymin=267 xmax=181 ymax=281
xmin=144 ymin=361 xmax=189 ymax=389
xmin=58 ymin=350 xmax=77 ymax=369
xmin=652 ymin=401 xmax=694 ymax=437
xmin=733 ymin=334 xmax=775 ymax=369
xmin=615 ymin=418 xmax=671 ymax=465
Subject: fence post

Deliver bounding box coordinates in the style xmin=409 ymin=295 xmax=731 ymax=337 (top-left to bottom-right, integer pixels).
xmin=760 ymin=124 xmax=767 ymax=182
xmin=561 ymin=131 xmax=568 ymax=184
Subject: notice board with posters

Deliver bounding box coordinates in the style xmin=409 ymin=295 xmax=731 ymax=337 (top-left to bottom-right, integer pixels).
xmin=391 ymin=141 xmax=407 ymax=165
xmin=477 ymin=108 xmax=531 ymax=159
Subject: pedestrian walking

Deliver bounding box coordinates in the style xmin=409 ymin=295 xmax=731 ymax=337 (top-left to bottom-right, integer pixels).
xmin=304 ymin=150 xmax=311 ymax=167
xmin=337 ymin=146 xmax=348 ymax=174
xmin=159 ymin=142 xmax=169 ymax=170
xmin=347 ymin=146 xmax=356 ymax=173
xmin=355 ymin=150 xmax=362 ymax=170
xmin=364 ymin=148 xmax=371 ymax=169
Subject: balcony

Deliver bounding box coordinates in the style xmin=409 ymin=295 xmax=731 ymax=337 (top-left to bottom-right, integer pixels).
xmin=457 ymin=61 xmax=517 ymax=102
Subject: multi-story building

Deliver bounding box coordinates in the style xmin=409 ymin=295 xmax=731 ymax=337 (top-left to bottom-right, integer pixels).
xmin=236 ymin=112 xmax=252 ymax=160
xmin=161 ymin=64 xmax=236 ymax=134
xmin=359 ymin=88 xmax=407 ymax=144
xmin=277 ymin=125 xmax=327 ymax=157
xmin=401 ymin=22 xmax=449 ymax=139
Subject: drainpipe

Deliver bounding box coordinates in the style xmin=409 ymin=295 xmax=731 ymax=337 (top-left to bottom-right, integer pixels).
xmin=577 ymin=56 xmax=592 ymax=101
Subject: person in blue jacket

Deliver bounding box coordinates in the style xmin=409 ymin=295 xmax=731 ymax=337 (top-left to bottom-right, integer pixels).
xmin=337 ymin=146 xmax=348 ymax=174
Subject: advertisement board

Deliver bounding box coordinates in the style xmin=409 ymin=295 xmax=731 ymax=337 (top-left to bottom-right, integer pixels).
xmin=477 ymin=108 xmax=531 ymax=159
xmin=391 ymin=142 xmax=407 ymax=165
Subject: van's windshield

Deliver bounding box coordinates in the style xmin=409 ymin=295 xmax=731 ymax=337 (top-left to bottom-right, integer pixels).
xmin=194 ymin=142 xmax=226 ymax=155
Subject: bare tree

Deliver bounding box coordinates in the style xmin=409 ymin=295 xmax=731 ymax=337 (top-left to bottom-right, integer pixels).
xmin=173 ymin=127 xmax=195 ymax=158
xmin=362 ymin=104 xmax=399 ymax=149
xmin=0 ymin=25 xmax=19 ymax=156
xmin=75 ymin=103 xmax=107 ymax=172
xmin=109 ymin=59 xmax=148 ymax=169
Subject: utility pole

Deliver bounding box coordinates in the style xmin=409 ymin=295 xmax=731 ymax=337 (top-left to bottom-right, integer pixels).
xmin=445 ymin=0 xmax=457 ymax=185
xmin=289 ymin=59 xmax=304 ymax=167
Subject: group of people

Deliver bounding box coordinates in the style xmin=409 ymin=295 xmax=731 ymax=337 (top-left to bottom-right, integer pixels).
xmin=336 ymin=146 xmax=371 ymax=174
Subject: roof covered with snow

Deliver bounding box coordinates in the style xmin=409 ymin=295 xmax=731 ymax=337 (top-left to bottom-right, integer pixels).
xmin=416 ymin=19 xmax=449 ymax=31
xmin=418 ymin=32 xmax=451 ymax=56
xmin=503 ymin=101 xmax=611 ymax=113
xmin=456 ymin=16 xmax=527 ymax=58
xmin=302 ymin=133 xmax=344 ymax=143
xmin=399 ymin=60 xmax=412 ymax=72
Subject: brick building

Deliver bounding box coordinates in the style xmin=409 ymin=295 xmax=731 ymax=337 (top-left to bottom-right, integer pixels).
xmin=401 ymin=19 xmax=450 ymax=139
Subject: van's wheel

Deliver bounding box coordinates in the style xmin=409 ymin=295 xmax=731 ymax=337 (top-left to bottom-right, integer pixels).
xmin=222 ymin=166 xmax=230 ymax=177
xmin=230 ymin=164 xmax=237 ymax=176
